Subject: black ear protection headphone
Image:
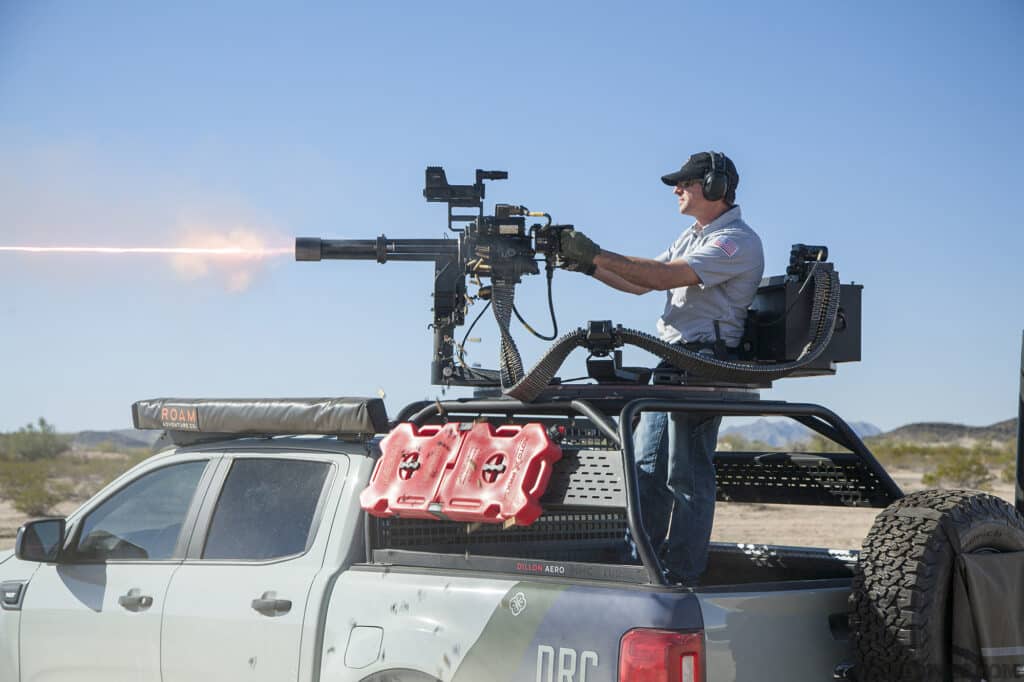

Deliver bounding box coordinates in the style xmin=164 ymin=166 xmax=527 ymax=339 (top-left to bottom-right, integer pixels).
xmin=702 ymin=151 xmax=730 ymax=202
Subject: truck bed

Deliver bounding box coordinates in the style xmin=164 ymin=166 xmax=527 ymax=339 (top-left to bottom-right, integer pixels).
xmin=366 ymin=434 xmax=867 ymax=587
xmin=325 ymin=562 xmax=855 ymax=681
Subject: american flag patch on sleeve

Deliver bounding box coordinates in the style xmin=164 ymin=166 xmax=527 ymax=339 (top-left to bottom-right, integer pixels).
xmin=710 ymin=235 xmax=739 ymax=257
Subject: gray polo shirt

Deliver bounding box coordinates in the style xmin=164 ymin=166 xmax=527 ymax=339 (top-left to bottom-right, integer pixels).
xmin=654 ymin=205 xmax=764 ymax=346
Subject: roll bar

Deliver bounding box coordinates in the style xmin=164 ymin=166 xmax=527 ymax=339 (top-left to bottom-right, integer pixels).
xmin=407 ymin=395 xmax=903 ymax=586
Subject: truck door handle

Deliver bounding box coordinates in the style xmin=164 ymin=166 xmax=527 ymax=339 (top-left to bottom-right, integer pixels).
xmin=251 ymin=591 xmax=292 ymax=616
xmin=118 ymin=588 xmax=154 ymax=612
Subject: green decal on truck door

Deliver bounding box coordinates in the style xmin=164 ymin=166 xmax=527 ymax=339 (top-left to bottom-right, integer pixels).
xmin=452 ymin=582 xmax=567 ymax=682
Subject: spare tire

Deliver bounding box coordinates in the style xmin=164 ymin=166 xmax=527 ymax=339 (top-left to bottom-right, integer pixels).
xmin=851 ymin=489 xmax=1024 ymax=681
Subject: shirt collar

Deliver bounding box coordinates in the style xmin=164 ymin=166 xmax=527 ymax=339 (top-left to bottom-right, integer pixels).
xmin=690 ymin=205 xmax=742 ymax=236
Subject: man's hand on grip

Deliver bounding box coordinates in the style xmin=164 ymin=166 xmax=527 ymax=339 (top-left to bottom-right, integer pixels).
xmin=559 ymin=257 xmax=596 ymax=276
xmin=559 ymin=229 xmax=601 ymax=267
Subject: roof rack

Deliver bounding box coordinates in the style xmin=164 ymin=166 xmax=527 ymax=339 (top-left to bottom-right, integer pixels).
xmin=132 ymin=397 xmax=388 ymax=446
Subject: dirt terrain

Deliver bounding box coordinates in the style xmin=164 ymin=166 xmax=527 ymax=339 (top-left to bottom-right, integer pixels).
xmin=1 ymin=465 xmax=1015 ymax=554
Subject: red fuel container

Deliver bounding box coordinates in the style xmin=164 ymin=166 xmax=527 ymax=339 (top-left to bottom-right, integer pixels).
xmin=359 ymin=423 xmax=463 ymax=519
xmin=435 ymin=423 xmax=562 ymax=526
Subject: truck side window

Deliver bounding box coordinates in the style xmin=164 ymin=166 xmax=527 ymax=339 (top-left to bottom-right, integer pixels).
xmin=201 ymin=458 xmax=331 ymax=561
xmin=74 ymin=460 xmax=208 ymax=561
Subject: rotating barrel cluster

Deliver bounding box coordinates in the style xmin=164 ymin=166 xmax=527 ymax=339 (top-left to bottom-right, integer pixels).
xmin=359 ymin=422 xmax=562 ymax=526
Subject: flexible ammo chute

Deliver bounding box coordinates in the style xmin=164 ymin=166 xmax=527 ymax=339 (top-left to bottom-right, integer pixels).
xmin=501 ymin=267 xmax=841 ymax=403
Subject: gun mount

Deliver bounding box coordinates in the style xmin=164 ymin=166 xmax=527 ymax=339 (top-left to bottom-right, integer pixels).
xmin=297 ymin=166 xmax=863 ymax=402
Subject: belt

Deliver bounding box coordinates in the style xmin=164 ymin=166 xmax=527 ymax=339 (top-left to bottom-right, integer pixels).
xmin=654 ymin=340 xmax=739 ymax=365
xmin=680 ymin=340 xmax=738 ymax=353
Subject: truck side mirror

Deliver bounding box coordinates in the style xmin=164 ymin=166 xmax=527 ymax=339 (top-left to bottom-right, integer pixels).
xmin=15 ymin=518 xmax=66 ymax=563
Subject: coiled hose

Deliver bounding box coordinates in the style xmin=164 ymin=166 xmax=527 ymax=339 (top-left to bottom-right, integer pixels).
xmin=502 ymin=267 xmax=842 ymax=402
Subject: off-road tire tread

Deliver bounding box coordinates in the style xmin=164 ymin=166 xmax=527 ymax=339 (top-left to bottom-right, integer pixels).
xmin=850 ymin=489 xmax=1024 ymax=682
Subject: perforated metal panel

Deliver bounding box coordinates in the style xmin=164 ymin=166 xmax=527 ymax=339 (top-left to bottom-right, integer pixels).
xmin=544 ymin=449 xmax=895 ymax=509
xmin=559 ymin=423 xmax=617 ymax=450
xmin=714 ymin=451 xmax=894 ymax=507
xmin=544 ymin=450 xmax=626 ymax=508
xmin=372 ymin=510 xmax=629 ymax=562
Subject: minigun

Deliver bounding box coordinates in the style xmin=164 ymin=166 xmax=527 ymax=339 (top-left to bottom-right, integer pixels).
xmin=296 ymin=167 xmax=572 ymax=387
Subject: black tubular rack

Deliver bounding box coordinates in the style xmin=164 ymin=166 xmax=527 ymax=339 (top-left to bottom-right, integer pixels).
xmin=370 ymin=388 xmax=904 ymax=586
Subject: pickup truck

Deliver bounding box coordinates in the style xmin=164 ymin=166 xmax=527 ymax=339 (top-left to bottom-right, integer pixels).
xmin=3 ymin=373 xmax=1022 ymax=681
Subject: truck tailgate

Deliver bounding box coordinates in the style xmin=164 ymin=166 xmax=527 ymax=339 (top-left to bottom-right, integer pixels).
xmin=698 ymin=581 xmax=854 ymax=680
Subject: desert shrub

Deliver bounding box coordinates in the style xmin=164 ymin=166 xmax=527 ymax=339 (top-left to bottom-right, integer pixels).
xmin=0 ymin=460 xmax=72 ymax=516
xmin=2 ymin=418 xmax=70 ymax=461
xmin=866 ymin=438 xmax=1013 ymax=473
xmin=799 ymin=434 xmax=849 ymax=453
xmin=717 ymin=433 xmax=752 ymax=451
xmin=997 ymin=442 xmax=1019 ymax=485
xmin=89 ymin=439 xmax=151 ymax=456
xmin=0 ymin=447 xmax=149 ymax=518
xmin=922 ymin=449 xmax=994 ymax=491
xmin=867 ymin=439 xmax=938 ymax=469
xmin=981 ymin=441 xmax=1015 ymax=469
xmin=716 ymin=433 xmax=780 ymax=452
xmin=56 ymin=452 xmax=150 ymax=499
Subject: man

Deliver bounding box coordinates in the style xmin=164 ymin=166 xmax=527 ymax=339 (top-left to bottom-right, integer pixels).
xmin=558 ymin=151 xmax=764 ymax=583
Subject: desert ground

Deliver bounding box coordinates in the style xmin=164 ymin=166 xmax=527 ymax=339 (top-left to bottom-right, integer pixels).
xmin=1 ymin=464 xmax=1015 ymax=554
xmin=712 ymin=464 xmax=1015 ymax=548
xmin=710 ymin=467 xmax=1016 ymax=549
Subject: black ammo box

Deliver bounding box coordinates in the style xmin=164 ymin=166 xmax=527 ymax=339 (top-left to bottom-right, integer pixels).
xmin=744 ymin=275 xmax=863 ymax=375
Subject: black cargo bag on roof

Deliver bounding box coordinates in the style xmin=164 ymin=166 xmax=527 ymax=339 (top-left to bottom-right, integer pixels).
xmin=952 ymin=551 xmax=1024 ymax=681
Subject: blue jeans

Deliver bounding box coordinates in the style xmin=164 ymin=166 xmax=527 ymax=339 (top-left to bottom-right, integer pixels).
xmin=632 ymin=411 xmax=721 ymax=581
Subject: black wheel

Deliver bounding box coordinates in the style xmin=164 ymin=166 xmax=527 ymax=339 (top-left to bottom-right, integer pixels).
xmin=850 ymin=489 xmax=1024 ymax=681
xmin=359 ymin=670 xmax=442 ymax=682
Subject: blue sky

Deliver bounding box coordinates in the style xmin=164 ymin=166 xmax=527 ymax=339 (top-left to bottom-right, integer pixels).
xmin=1 ymin=1 xmax=1021 ymax=432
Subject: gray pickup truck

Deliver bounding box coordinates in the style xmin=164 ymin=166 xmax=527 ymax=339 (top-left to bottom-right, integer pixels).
xmin=4 ymin=352 xmax=1023 ymax=682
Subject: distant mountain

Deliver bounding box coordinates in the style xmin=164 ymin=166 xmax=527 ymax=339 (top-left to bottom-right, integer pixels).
xmin=72 ymin=429 xmax=162 ymax=451
xmin=881 ymin=418 xmax=1017 ymax=444
xmin=721 ymin=419 xmax=811 ymax=447
xmin=720 ymin=418 xmax=882 ymax=447
xmin=850 ymin=421 xmax=883 ymax=438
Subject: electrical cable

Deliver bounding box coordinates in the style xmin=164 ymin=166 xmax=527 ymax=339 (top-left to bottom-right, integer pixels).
xmin=511 ymin=268 xmax=558 ymax=340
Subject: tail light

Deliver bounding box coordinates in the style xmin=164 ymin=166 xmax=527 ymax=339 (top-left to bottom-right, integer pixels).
xmin=618 ymin=628 xmax=704 ymax=682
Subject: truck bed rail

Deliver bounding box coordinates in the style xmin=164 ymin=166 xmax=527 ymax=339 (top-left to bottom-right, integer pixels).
xmin=373 ymin=394 xmax=903 ymax=585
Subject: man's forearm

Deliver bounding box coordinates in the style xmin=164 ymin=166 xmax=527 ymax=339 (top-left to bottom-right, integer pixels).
xmin=594 ymin=250 xmax=700 ymax=290
xmin=592 ymin=265 xmax=651 ymax=294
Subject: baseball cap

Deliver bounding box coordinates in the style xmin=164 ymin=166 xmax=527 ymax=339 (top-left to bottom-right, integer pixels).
xmin=661 ymin=151 xmax=739 ymax=187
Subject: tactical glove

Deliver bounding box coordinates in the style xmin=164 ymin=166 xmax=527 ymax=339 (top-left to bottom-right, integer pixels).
xmin=558 ymin=257 xmax=597 ymax=276
xmin=559 ymin=229 xmax=601 ymax=267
